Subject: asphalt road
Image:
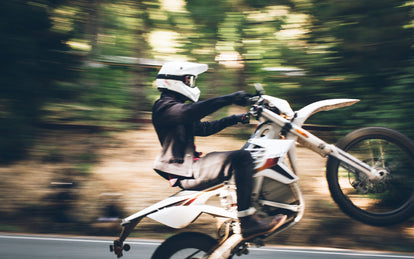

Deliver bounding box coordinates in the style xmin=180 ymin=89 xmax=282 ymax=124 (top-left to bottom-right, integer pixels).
xmin=0 ymin=234 xmax=413 ymax=259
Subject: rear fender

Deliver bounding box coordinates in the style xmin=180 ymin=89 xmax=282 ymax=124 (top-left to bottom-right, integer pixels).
xmin=148 ymin=205 xmax=236 ymax=228
xmin=121 ymin=184 xmax=234 ymax=228
xmin=121 ymin=192 xmax=196 ymax=225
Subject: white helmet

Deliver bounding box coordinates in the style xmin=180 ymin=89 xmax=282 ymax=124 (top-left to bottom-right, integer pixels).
xmin=156 ymin=61 xmax=208 ymax=102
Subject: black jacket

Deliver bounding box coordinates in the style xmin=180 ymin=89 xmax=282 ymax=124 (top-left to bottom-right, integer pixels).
xmin=152 ymin=92 xmax=241 ymax=177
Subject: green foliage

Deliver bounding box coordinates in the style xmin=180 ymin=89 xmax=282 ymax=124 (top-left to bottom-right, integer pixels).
xmin=0 ymin=0 xmax=78 ymax=162
xmin=76 ymin=66 xmax=135 ymax=124
xmin=380 ymin=60 xmax=414 ymax=139
xmin=299 ymin=0 xmax=414 ymax=133
xmin=1 ymin=0 xmax=414 ymax=162
xmin=185 ymin=0 xmax=227 ymax=34
xmin=80 ymin=67 xmax=131 ymax=107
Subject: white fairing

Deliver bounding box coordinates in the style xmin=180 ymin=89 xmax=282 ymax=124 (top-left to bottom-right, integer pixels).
xmin=262 ymin=95 xmax=295 ymax=118
xmin=247 ymin=139 xmax=297 ymax=184
xmin=147 ymin=206 xmax=202 ymax=228
xmin=248 ymin=138 xmax=294 ymax=155
xmin=148 ymin=204 xmax=236 ymax=228
xmin=122 ymin=192 xmax=195 ymax=225
xmin=255 ymin=166 xmax=298 ymax=185
xmin=122 ymin=185 xmax=237 ymax=228
xmin=247 ymin=139 xmax=294 ymax=167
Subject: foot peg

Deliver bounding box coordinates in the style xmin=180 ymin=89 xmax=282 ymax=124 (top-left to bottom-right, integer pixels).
xmin=234 ymin=243 xmax=249 ymax=256
xmin=110 ymin=240 xmax=130 ymax=258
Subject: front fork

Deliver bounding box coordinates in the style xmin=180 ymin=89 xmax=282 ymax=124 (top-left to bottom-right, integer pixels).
xmin=328 ymin=144 xmax=384 ymax=181
xmin=258 ymin=108 xmax=383 ymax=181
xmin=285 ymin=123 xmax=383 ymax=181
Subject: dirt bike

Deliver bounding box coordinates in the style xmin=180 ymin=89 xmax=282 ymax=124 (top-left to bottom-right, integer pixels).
xmin=110 ymin=84 xmax=414 ymax=259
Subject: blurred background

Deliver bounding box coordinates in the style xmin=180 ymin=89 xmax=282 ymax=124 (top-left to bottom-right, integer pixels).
xmin=0 ymin=0 xmax=413 ymax=253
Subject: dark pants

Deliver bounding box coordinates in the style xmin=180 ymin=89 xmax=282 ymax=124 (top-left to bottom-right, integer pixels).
xmin=179 ymin=150 xmax=254 ymax=211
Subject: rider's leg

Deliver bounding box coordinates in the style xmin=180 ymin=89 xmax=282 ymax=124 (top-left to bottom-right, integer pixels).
xmin=228 ymin=150 xmax=254 ymax=211
xmin=179 ymin=150 xmax=287 ymax=240
xmin=227 ymin=150 xmax=287 ymax=240
xmin=238 ymin=212 xmax=287 ymax=240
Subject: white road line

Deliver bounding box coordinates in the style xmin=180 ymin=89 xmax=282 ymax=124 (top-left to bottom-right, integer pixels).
xmin=249 ymin=247 xmax=414 ymax=258
xmin=0 ymin=234 xmax=412 ymax=258
xmin=0 ymin=234 xmax=160 ymax=246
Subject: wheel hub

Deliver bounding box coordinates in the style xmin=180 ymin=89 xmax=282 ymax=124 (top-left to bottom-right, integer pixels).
xmin=352 ymin=167 xmax=390 ymax=194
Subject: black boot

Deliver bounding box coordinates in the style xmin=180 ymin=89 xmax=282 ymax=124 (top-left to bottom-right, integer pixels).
xmin=239 ymin=214 xmax=287 ymax=240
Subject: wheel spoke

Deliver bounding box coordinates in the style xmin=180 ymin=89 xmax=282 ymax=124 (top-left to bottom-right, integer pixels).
xmin=343 ymin=138 xmax=412 ymax=212
xmin=327 ymin=127 xmax=414 ymax=225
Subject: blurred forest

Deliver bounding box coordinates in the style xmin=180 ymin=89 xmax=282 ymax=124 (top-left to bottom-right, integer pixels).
xmin=1 ymin=0 xmax=414 ymax=162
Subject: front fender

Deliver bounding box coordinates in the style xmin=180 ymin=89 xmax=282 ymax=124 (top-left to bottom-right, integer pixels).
xmin=295 ymin=99 xmax=359 ymax=127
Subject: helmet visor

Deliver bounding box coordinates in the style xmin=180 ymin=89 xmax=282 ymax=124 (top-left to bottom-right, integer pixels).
xmin=183 ymin=75 xmax=196 ymax=88
xmin=157 ymin=74 xmax=197 ymax=88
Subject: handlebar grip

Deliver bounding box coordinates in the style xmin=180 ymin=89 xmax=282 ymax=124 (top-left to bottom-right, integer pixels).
xmin=248 ymin=96 xmax=260 ymax=105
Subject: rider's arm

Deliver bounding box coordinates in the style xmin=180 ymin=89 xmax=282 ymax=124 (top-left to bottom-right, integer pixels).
xmin=194 ymin=114 xmax=246 ymax=136
xmin=153 ymin=92 xmax=249 ymax=125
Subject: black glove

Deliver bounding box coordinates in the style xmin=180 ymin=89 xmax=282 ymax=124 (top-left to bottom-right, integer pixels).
xmin=236 ymin=113 xmax=250 ymax=124
xmin=231 ymin=91 xmax=253 ymax=106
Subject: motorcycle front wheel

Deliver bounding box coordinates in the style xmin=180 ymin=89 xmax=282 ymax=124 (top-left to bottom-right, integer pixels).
xmin=326 ymin=127 xmax=414 ymax=226
xmin=151 ymin=232 xmax=218 ymax=259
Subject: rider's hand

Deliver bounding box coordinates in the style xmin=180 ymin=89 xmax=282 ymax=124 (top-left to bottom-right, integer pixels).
xmin=236 ymin=113 xmax=250 ymax=124
xmin=231 ymin=91 xmax=253 ymax=106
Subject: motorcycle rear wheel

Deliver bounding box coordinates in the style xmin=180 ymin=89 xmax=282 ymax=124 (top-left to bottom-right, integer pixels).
xmin=326 ymin=127 xmax=414 ymax=226
xmin=151 ymin=232 xmax=218 ymax=259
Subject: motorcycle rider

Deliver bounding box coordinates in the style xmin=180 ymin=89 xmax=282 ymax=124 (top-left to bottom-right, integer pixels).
xmin=151 ymin=61 xmax=287 ymax=240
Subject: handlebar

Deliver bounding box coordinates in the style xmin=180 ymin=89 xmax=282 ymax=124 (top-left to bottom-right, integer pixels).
xmin=254 ymin=83 xmax=265 ymax=95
